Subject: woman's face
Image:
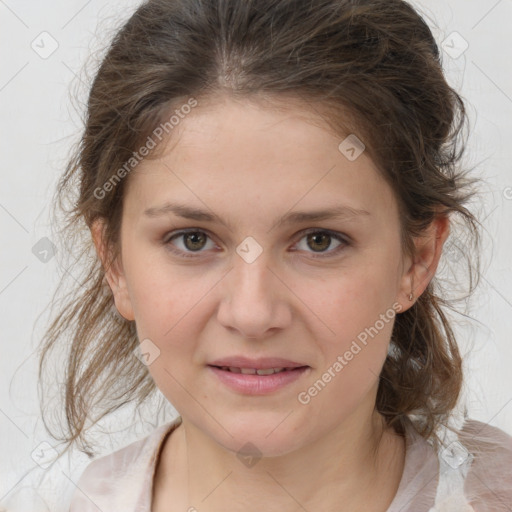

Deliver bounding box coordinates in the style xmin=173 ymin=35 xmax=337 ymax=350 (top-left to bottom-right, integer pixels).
xmin=105 ymin=96 xmax=425 ymax=456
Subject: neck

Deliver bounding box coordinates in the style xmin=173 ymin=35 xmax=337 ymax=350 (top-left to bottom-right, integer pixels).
xmin=155 ymin=409 xmax=406 ymax=512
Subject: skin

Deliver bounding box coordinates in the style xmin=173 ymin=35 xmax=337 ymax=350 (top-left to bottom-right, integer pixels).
xmin=92 ymin=95 xmax=449 ymax=511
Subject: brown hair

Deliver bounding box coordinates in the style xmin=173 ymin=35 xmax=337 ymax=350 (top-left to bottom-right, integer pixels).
xmin=39 ymin=0 xmax=481 ymax=456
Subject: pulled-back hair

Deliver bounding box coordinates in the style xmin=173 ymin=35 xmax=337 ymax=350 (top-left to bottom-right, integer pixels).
xmin=39 ymin=0 xmax=481 ymax=455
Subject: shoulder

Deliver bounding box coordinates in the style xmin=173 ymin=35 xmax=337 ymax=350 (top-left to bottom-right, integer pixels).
xmin=68 ymin=418 xmax=182 ymax=512
xmin=458 ymin=419 xmax=512 ymax=511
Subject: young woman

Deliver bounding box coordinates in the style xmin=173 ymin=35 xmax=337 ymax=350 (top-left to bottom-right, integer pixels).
xmin=38 ymin=0 xmax=512 ymax=510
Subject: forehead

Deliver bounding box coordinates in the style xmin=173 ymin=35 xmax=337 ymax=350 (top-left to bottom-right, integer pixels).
xmin=124 ymin=97 xmax=398 ymax=226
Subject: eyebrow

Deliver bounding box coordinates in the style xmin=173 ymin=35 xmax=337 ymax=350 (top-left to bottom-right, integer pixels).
xmin=143 ymin=201 xmax=371 ymax=231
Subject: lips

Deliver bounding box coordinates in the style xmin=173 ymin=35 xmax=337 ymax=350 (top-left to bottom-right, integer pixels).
xmin=207 ymin=357 xmax=310 ymax=394
xmin=208 ymin=363 xmax=311 ymax=394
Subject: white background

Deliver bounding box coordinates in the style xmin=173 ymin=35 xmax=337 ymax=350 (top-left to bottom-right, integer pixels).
xmin=1 ymin=0 xmax=511 ymax=510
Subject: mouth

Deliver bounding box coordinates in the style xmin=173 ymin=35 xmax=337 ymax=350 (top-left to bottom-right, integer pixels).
xmin=208 ymin=356 xmax=308 ymax=370
xmin=207 ymin=363 xmax=311 ymax=395
xmin=209 ymin=365 xmax=309 ymax=375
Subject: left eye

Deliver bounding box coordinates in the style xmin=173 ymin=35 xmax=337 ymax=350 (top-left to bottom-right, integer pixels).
xmin=293 ymin=229 xmax=348 ymax=257
xmin=164 ymin=229 xmax=349 ymax=258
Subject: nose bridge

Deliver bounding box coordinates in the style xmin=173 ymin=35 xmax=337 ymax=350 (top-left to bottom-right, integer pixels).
xmin=217 ymin=237 xmax=289 ymax=338
xmin=231 ymin=240 xmax=275 ymax=303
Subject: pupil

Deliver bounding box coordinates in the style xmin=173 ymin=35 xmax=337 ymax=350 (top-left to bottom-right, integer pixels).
xmin=308 ymin=233 xmax=330 ymax=252
xmin=185 ymin=232 xmax=206 ymax=251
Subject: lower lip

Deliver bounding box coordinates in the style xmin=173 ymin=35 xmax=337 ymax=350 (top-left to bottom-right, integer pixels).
xmin=208 ymin=366 xmax=310 ymax=395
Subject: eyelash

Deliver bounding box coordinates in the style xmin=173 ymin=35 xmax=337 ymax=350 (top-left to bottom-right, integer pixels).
xmin=162 ymin=228 xmax=351 ymax=259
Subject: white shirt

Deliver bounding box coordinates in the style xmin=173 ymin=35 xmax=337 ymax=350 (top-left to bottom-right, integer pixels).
xmin=68 ymin=416 xmax=512 ymax=512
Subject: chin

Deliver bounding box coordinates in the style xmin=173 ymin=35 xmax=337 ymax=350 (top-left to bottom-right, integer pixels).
xmin=210 ymin=416 xmax=310 ymax=459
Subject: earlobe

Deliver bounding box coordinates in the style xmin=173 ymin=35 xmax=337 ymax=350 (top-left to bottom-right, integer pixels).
xmin=90 ymin=219 xmax=135 ymax=322
xmin=396 ymin=215 xmax=450 ymax=313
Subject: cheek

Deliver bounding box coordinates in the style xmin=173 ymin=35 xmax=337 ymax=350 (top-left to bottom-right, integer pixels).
xmin=121 ymin=239 xmax=195 ymax=333
xmin=308 ymin=261 xmax=399 ymax=340
xmin=124 ymin=250 xmax=215 ymax=365
xmin=129 ymin=272 xmax=204 ymax=342
xmin=302 ymin=276 xmax=396 ymax=415
xmin=125 ymin=268 xmax=168 ymax=334
xmin=300 ymin=247 xmax=400 ymax=385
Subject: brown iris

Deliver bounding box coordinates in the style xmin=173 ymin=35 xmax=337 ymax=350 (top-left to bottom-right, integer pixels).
xmin=306 ymin=232 xmax=331 ymax=252
xmin=183 ymin=232 xmax=208 ymax=251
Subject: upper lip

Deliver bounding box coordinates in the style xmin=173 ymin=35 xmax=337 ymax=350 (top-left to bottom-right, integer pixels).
xmin=208 ymin=356 xmax=308 ymax=370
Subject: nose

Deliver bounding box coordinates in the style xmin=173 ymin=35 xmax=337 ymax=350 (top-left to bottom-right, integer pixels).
xmin=216 ymin=250 xmax=292 ymax=340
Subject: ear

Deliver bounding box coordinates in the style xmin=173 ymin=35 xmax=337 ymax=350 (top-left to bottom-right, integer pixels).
xmin=91 ymin=219 xmax=135 ymax=321
xmin=396 ymin=214 xmax=450 ymax=313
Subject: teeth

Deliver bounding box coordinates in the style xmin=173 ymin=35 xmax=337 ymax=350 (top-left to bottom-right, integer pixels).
xmin=256 ymin=368 xmax=284 ymax=375
xmin=220 ymin=366 xmax=286 ymax=375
